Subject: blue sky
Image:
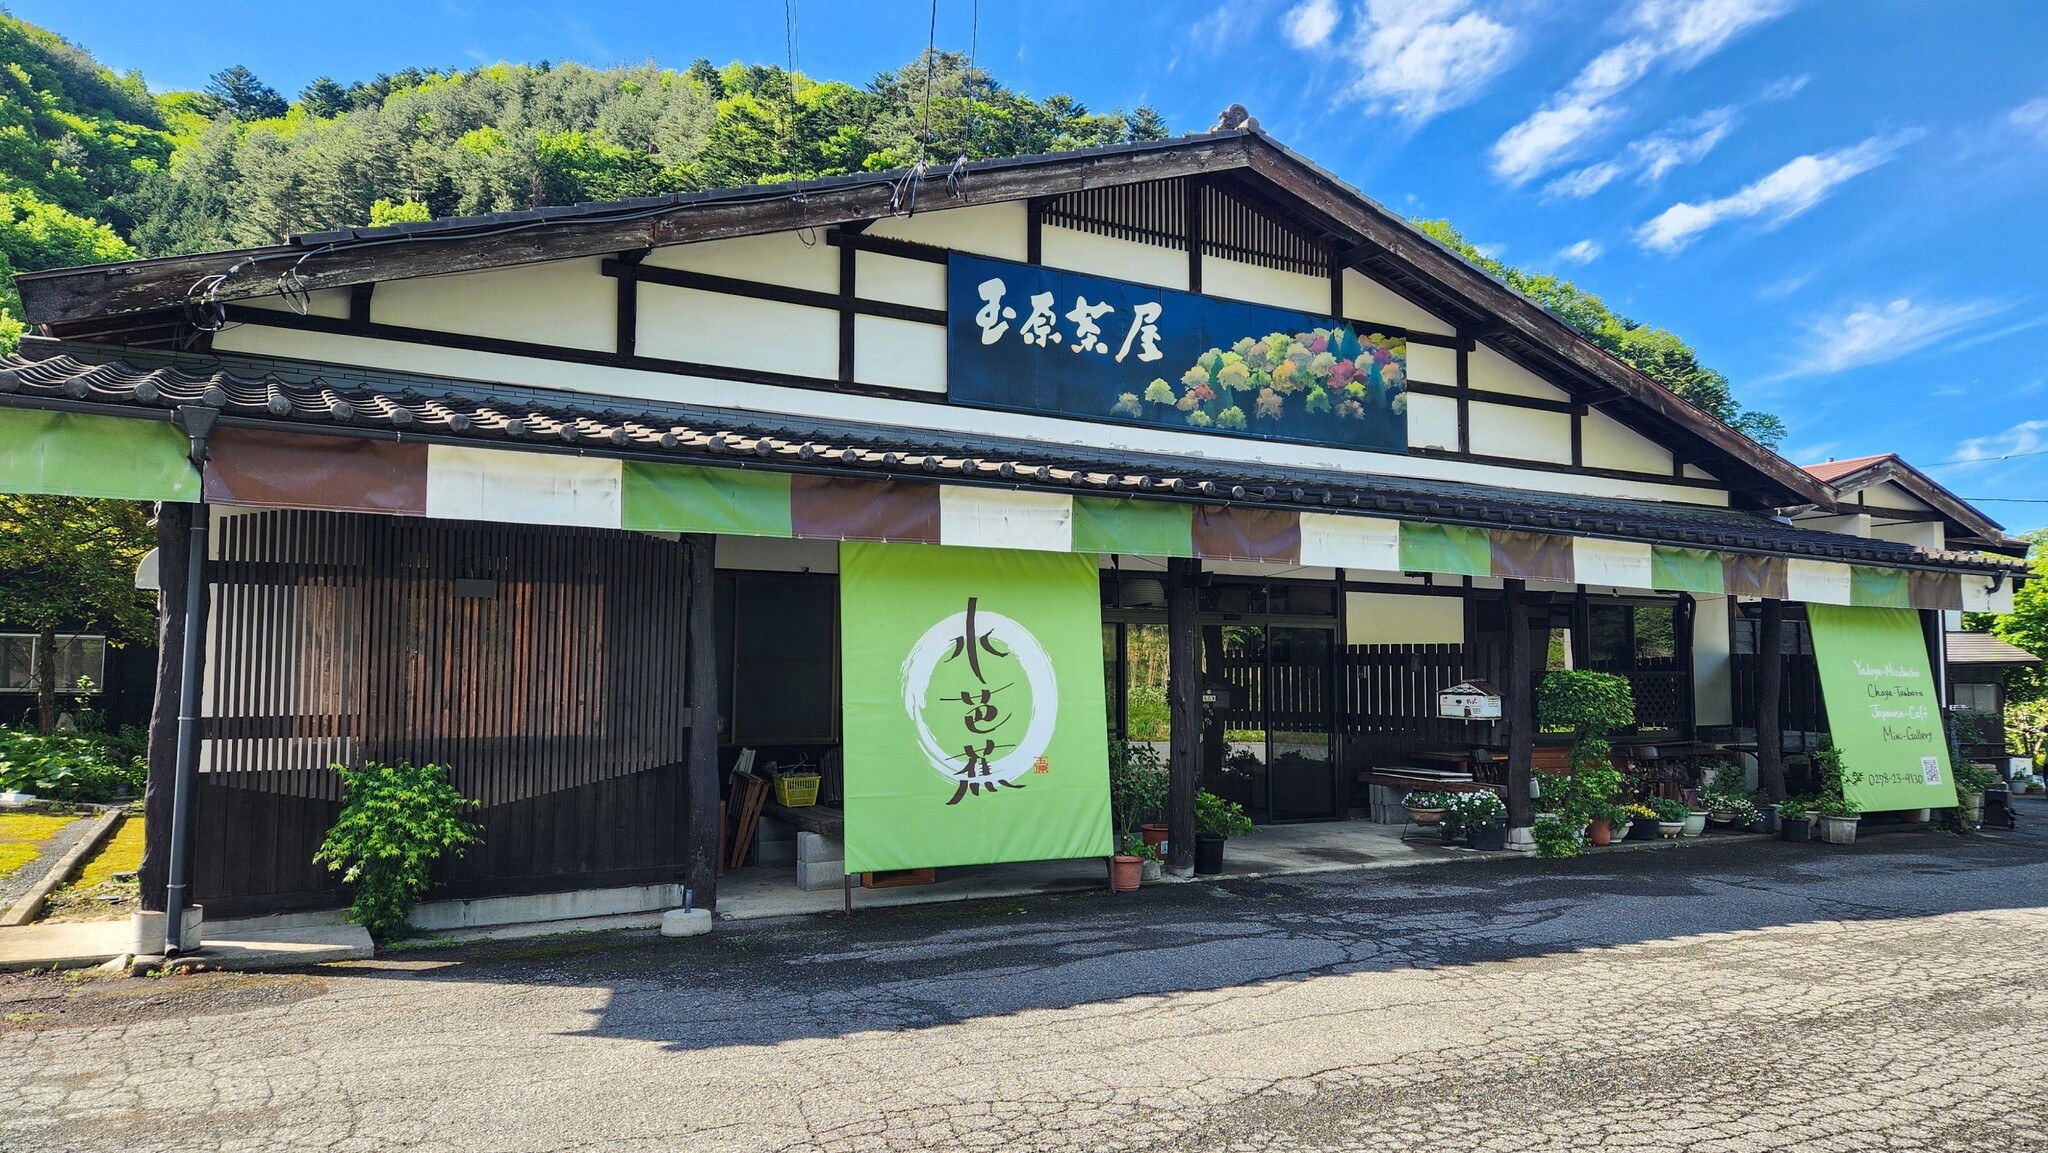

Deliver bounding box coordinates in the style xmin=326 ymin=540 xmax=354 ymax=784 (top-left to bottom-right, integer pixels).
xmin=30 ymin=1 xmax=2048 ymax=531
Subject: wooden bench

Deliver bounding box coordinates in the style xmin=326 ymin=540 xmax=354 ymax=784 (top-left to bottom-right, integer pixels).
xmin=761 ymin=800 xmax=843 ymax=838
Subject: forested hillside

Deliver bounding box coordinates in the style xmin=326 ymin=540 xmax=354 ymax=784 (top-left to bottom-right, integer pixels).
xmin=0 ymin=13 xmax=1782 ymax=445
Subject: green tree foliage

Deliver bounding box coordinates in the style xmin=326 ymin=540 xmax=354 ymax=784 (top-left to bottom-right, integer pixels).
xmin=0 ymin=495 xmax=155 ymax=732
xmin=297 ymin=75 xmax=349 ymax=119
xmin=203 ymin=64 xmax=288 ymax=121
xmin=1413 ymin=218 xmax=1786 ymax=448
xmin=1965 ymin=529 xmax=2047 ymax=707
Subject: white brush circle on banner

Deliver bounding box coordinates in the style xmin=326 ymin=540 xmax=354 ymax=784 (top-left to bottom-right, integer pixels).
xmin=899 ymin=608 xmax=1059 ymax=787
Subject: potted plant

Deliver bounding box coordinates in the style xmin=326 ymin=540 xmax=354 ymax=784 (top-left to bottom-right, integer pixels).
xmin=1814 ymin=796 xmax=1861 ymax=844
xmin=1779 ymin=799 xmax=1811 ymax=842
xmin=1109 ymin=741 xmax=1170 ymax=887
xmin=1952 ymin=759 xmax=1995 ymax=827
xmin=1193 ymin=789 xmax=1254 ymax=874
xmin=1726 ymin=798 xmax=1764 ymax=834
xmin=1403 ymin=789 xmax=1453 ymax=827
xmin=1652 ymin=797 xmax=1688 ymax=838
xmin=1449 ymin=790 xmax=1508 ymax=851
xmin=1620 ymin=802 xmax=1661 ymax=840
xmin=1124 ymin=837 xmax=1163 ymax=883
xmin=1810 ymin=740 xmax=1863 ymax=845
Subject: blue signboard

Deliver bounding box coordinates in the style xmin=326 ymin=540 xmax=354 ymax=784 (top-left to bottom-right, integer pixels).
xmin=946 ymin=253 xmax=1408 ymax=454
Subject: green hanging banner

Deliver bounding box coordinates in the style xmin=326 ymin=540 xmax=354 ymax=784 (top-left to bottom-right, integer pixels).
xmin=1806 ymin=604 xmax=1957 ymax=812
xmin=839 ymin=541 xmax=1114 ymax=874
xmin=0 ymin=408 xmax=200 ymax=502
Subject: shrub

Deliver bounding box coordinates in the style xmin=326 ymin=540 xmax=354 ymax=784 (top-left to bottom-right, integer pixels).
xmin=0 ymin=725 xmax=144 ymax=802
xmin=1107 ymin=740 xmax=1169 ymax=842
xmin=1532 ymin=817 xmax=1580 ymax=858
xmin=1651 ymin=797 xmax=1689 ymax=822
xmin=1537 ymin=670 xmax=1636 ymax=774
xmin=314 ymin=761 xmax=481 ymax=939
xmin=1194 ymin=790 xmax=1254 ymax=838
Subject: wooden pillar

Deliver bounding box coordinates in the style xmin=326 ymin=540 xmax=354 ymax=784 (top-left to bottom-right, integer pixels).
xmin=1165 ymin=556 xmax=1200 ymax=873
xmin=1755 ymin=599 xmax=1787 ymax=801
xmin=1504 ymin=579 xmax=1534 ymax=831
xmin=682 ymin=533 xmax=721 ymax=908
xmin=137 ymin=502 xmax=190 ymax=913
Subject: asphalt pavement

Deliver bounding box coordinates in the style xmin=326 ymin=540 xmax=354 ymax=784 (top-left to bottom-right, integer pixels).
xmin=5 ymin=821 xmax=2048 ymax=1152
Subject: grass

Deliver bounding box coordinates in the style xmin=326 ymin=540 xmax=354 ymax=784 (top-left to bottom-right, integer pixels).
xmin=0 ymin=812 xmax=79 ymax=879
xmin=40 ymin=816 xmax=144 ymax=922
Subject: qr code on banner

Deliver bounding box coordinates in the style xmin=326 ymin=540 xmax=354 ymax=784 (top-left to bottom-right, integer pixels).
xmin=1921 ymin=756 xmax=1943 ymax=785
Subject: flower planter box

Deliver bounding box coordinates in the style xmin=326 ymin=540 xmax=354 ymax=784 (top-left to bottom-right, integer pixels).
xmin=1817 ymin=815 xmax=1860 ymax=845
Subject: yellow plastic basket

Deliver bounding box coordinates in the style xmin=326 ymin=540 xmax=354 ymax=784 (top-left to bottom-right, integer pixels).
xmin=773 ymin=773 xmax=822 ymax=808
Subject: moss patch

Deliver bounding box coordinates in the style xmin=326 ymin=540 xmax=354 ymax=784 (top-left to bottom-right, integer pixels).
xmin=0 ymin=812 xmax=78 ymax=879
xmin=41 ymin=816 xmax=144 ymax=922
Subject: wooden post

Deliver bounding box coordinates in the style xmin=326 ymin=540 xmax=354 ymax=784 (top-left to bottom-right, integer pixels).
xmin=682 ymin=533 xmax=721 ymax=909
xmin=1165 ymin=556 xmax=1200 ymax=874
xmin=137 ymin=502 xmax=190 ymax=913
xmin=1755 ymin=599 xmax=1787 ymax=802
xmin=1504 ymin=579 xmax=1534 ymax=832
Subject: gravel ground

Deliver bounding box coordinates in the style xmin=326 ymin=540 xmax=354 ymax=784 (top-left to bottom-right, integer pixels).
xmin=4 ymin=820 xmax=2048 ymax=1153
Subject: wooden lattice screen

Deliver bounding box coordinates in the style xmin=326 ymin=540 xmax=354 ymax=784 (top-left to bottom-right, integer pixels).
xmin=201 ymin=509 xmax=691 ymax=806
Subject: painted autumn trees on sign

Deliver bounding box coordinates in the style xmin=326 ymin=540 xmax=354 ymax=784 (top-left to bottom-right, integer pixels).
xmin=1116 ymin=325 xmax=1408 ymax=435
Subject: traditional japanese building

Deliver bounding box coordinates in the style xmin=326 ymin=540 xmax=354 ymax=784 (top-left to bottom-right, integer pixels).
xmin=1 ymin=127 xmax=2026 ymax=938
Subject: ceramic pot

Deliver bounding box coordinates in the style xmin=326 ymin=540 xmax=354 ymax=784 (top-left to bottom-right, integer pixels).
xmin=1140 ymin=823 xmax=1171 ymax=859
xmin=1681 ymin=811 xmax=1708 ymax=837
xmin=1466 ymin=822 xmax=1506 ymax=851
xmin=1657 ymin=820 xmax=1685 ymax=839
xmin=1587 ymin=817 xmax=1612 ymax=847
xmin=1406 ymin=807 xmax=1446 ymax=827
xmin=1818 ymin=814 xmax=1860 ymax=845
xmin=1109 ymin=855 xmax=1142 ymax=892
xmin=1194 ymin=835 xmax=1227 ymax=875
xmin=1629 ymin=817 xmax=1661 ymax=841
xmin=1781 ymin=818 xmax=1811 ymax=843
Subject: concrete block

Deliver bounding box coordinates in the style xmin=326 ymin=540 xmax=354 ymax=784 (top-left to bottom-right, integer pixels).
xmin=796 ymin=831 xmax=843 ymax=867
xmin=404 ymin=883 xmax=682 ymax=932
xmin=130 ymin=907 xmax=203 ymax=955
xmin=797 ymin=859 xmax=848 ymax=892
xmin=754 ymin=817 xmax=797 ymax=866
xmin=660 ymin=908 xmax=713 ymax=937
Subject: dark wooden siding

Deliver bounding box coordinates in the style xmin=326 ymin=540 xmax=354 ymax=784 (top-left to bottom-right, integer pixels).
xmin=192 ymin=510 xmax=698 ymax=917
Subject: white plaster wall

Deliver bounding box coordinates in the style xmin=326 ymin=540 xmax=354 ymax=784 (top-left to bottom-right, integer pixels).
xmin=645 ymin=231 xmax=838 ymax=293
xmin=1342 ymin=268 xmax=1456 ymax=336
xmin=1201 ymin=256 xmax=1326 ymax=314
xmin=1347 ymin=592 xmax=1464 ymax=645
xmin=1682 ymin=464 xmax=1718 ymax=481
xmin=856 ymin=250 xmax=946 ymax=310
xmin=1405 ymin=343 xmax=1457 ymax=386
xmin=1469 ymin=342 xmax=1570 ymax=401
xmin=1581 ymin=409 xmax=1673 ymax=474
xmin=1470 ymin=403 xmax=1573 ymax=465
xmin=853 ymin=314 xmax=947 ymax=393
xmin=1856 ymin=481 xmax=1936 ymax=514
xmin=1871 ymin=519 xmax=1944 ymax=549
xmin=634 ymin=286 xmax=838 ymax=380
xmin=1800 ymin=512 xmax=1873 ymax=538
xmin=1040 ymin=226 xmax=1188 ymax=292
xmin=371 ymin=256 xmax=614 ymax=351
xmin=240 ymin=287 xmax=353 ymax=320
xmin=209 ymin=324 xmax=1735 ymax=506
xmin=1693 ymin=595 xmax=1733 ymax=726
xmin=865 ymin=202 xmax=1029 ymax=261
xmin=716 ymin=536 xmax=838 ymax=573
xmin=1407 ymin=391 xmax=1459 ymax=452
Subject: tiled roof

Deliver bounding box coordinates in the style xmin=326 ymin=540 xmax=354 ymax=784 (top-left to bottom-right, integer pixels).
xmin=1947 ymin=632 xmax=2041 ymax=666
xmin=1801 ymin=454 xmax=1894 ymax=483
xmin=0 ymin=340 xmax=2024 ymax=575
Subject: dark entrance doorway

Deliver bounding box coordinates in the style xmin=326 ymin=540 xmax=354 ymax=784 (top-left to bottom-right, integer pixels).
xmin=1201 ymin=622 xmax=1339 ymax=822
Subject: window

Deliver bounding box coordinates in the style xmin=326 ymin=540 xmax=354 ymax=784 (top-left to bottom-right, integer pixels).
xmin=1952 ymin=681 xmax=2000 ymax=713
xmin=0 ymin=634 xmax=107 ymax=694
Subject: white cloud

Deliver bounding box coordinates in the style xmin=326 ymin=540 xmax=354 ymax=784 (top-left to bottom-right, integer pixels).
xmin=1632 ymin=107 xmax=1735 ymax=181
xmin=1472 ymin=241 xmax=1507 ymax=260
xmin=1281 ymin=0 xmax=1341 ymax=49
xmin=2011 ymin=96 xmax=2048 ymax=140
xmin=1556 ymin=239 xmax=1604 ymax=264
xmin=1544 ymin=161 xmax=1624 ymax=199
xmin=1489 ymin=0 xmax=1792 ymax=184
xmin=1634 ymin=133 xmax=1911 ymax=253
xmin=1954 ymin=420 xmax=2048 ymax=467
xmin=1773 ymin=297 xmax=2007 ymax=379
xmin=1340 ymin=0 xmax=1519 ymax=125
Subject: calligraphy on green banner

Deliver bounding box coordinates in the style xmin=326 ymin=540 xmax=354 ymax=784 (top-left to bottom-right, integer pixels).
xmin=838 ymin=541 xmax=1114 ymax=873
xmin=1806 ymin=604 xmax=1956 ymax=812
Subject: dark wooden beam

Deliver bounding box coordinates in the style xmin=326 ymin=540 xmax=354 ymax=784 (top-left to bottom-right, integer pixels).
xmin=137 ymin=501 xmax=189 ymax=914
xmin=614 ymin=249 xmax=645 ymax=359
xmin=682 ymin=532 xmax=721 ymax=908
xmin=600 ymin=259 xmax=945 ymax=327
xmin=1455 ymin=344 xmax=1472 ymax=456
xmin=825 ymin=229 xmax=947 ymax=264
xmin=838 ymin=240 xmax=856 ymax=385
xmin=23 ymin=135 xmax=1254 ymax=328
xmin=1504 ymin=578 xmax=1534 ymax=832
xmin=1165 ymin=555 xmax=1200 ymax=874
xmin=1756 ymin=599 xmax=1786 ymax=802
xmin=1185 ymin=178 xmax=1204 ymax=295
xmin=347 ymin=283 xmax=374 ymax=325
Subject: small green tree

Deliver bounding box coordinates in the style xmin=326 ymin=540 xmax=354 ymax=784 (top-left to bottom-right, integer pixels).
xmin=1107 ymin=740 xmax=1168 ymax=843
xmin=315 ymin=761 xmax=482 ymax=939
xmin=0 ymin=495 xmax=155 ymax=732
xmin=1537 ymin=670 xmax=1636 ymax=774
